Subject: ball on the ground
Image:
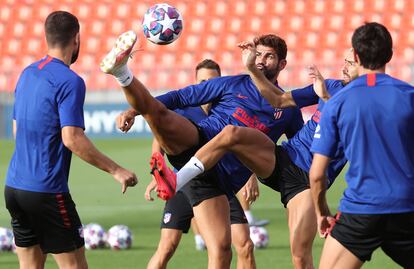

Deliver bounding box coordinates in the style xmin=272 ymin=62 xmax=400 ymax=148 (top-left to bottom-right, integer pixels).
xmin=142 ymin=3 xmax=183 ymax=45
xmin=249 ymin=226 xmax=269 ymax=249
xmin=107 ymin=225 xmax=132 ymax=250
xmin=0 ymin=227 xmax=14 ymax=252
xmin=83 ymin=223 xmax=107 ymax=250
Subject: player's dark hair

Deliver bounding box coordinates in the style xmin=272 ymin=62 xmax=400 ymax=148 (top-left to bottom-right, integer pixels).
xmin=352 ymin=22 xmax=393 ymax=70
xmin=254 ymin=34 xmax=287 ymax=60
xmin=45 ymin=11 xmax=80 ymax=48
xmin=195 ymin=59 xmax=221 ymax=76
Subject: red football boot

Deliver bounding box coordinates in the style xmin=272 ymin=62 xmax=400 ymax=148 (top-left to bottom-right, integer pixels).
xmin=150 ymin=152 xmax=177 ymax=200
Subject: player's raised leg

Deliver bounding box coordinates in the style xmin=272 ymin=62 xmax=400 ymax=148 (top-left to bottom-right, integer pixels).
xmin=101 ymin=31 xmax=198 ymax=155
xmin=194 ymin=125 xmax=275 ymax=178
xmin=150 ymin=125 xmax=276 ymax=200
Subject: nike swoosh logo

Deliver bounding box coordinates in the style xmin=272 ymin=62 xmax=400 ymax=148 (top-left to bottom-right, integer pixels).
xmin=237 ymin=94 xmax=248 ymax=99
xmin=194 ymin=163 xmax=203 ymax=171
xmin=120 ymin=76 xmax=131 ymax=83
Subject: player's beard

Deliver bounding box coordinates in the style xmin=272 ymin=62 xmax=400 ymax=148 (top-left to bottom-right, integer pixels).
xmin=262 ymin=66 xmax=279 ymax=81
xmin=71 ymin=41 xmax=80 ymax=64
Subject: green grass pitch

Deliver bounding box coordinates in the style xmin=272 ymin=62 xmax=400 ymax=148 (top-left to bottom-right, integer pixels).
xmin=0 ymin=138 xmax=397 ymax=268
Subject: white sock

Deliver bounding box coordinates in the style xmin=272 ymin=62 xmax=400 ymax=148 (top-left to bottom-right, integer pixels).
xmin=176 ymin=156 xmax=204 ymax=191
xmin=244 ymin=210 xmax=254 ymax=224
xmin=113 ymin=64 xmax=133 ymax=87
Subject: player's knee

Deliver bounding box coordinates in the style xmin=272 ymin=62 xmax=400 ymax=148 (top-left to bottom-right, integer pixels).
xmin=221 ymin=125 xmax=242 ymax=146
xmin=157 ymin=240 xmax=179 ymax=260
xmin=290 ymin=243 xmax=313 ymax=269
xmin=291 ymin=254 xmax=313 ymax=269
xmin=235 ymin=238 xmax=254 ymax=258
xmin=208 ymin=240 xmax=232 ymax=258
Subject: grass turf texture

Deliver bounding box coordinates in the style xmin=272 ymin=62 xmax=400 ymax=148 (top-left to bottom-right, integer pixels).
xmin=0 ymin=138 xmax=397 ymax=268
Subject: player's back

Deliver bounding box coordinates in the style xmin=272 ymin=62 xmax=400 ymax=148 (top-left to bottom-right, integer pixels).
xmin=7 ymin=56 xmax=85 ymax=193
xmin=331 ymin=73 xmax=414 ymax=213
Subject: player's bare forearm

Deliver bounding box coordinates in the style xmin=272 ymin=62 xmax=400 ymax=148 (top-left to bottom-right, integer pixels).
xmin=62 ymin=126 xmax=120 ymax=174
xmin=247 ymin=67 xmax=296 ymax=108
xmin=309 ymin=154 xmax=331 ymax=217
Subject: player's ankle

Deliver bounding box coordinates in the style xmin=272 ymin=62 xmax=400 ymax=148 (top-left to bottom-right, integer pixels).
xmin=114 ymin=65 xmax=133 ymax=87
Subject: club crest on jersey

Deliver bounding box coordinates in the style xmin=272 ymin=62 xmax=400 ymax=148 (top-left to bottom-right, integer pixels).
xmin=274 ymin=108 xmax=283 ymax=119
xmin=163 ymin=212 xmax=172 ymax=224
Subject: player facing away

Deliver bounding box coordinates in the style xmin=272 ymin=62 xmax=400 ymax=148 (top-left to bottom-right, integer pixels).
xmin=101 ymin=31 xmax=303 ymax=269
xmin=141 ymin=59 xmax=256 ymax=269
xmin=150 ymin=45 xmax=359 ymax=269
xmin=310 ymin=22 xmax=414 ymax=269
xmin=4 ymin=11 xmax=138 ymax=269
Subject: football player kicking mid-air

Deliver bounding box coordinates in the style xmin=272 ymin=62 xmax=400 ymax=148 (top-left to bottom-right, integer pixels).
xmin=150 ymin=44 xmax=359 ymax=269
xmin=102 ymin=31 xmax=303 ymax=269
xmin=138 ymin=59 xmax=258 ymax=269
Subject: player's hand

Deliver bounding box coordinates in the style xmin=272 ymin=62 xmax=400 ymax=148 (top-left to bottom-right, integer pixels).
xmin=242 ymin=174 xmax=260 ymax=204
xmin=112 ymin=167 xmax=138 ymax=193
xmin=238 ymin=41 xmax=257 ymax=71
xmin=308 ymin=65 xmax=330 ymax=102
xmin=317 ymin=215 xmax=337 ymax=238
xmin=145 ymin=178 xmax=158 ymax=201
xmin=116 ymin=108 xmax=138 ymax=133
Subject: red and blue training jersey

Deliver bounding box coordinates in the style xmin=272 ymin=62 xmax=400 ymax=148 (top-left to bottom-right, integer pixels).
xmin=6 ymin=56 xmax=85 ymax=193
xmin=311 ymin=74 xmax=414 ymax=214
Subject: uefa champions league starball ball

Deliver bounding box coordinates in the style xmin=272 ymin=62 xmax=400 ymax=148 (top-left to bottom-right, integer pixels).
xmin=83 ymin=223 xmax=107 ymax=250
xmin=0 ymin=227 xmax=14 ymax=252
xmin=107 ymin=225 xmax=132 ymax=250
xmin=142 ymin=3 xmax=183 ymax=45
xmin=249 ymin=226 xmax=269 ymax=249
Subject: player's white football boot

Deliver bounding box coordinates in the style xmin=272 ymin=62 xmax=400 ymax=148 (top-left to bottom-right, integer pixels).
xmin=100 ymin=30 xmax=137 ymax=74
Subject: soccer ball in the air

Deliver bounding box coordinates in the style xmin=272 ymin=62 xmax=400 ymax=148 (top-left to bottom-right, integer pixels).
xmin=107 ymin=225 xmax=132 ymax=250
xmin=142 ymin=3 xmax=183 ymax=45
xmin=249 ymin=226 xmax=269 ymax=249
xmin=83 ymin=223 xmax=107 ymax=250
xmin=0 ymin=227 xmax=14 ymax=252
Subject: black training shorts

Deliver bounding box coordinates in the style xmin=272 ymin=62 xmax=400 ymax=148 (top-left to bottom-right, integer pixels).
xmin=258 ymin=146 xmax=310 ymax=207
xmin=330 ymin=211 xmax=414 ymax=267
xmin=4 ymin=186 xmax=84 ymax=253
xmin=161 ymin=183 xmax=247 ymax=233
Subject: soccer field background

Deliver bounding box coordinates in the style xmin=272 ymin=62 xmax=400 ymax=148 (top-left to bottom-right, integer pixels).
xmin=0 ymin=138 xmax=398 ymax=268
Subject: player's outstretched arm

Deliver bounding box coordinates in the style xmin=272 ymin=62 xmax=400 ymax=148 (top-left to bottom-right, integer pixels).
xmin=238 ymin=41 xmax=296 ymax=108
xmin=62 ymin=126 xmax=138 ymax=193
xmin=309 ymin=153 xmax=335 ymax=238
xmin=308 ymin=65 xmax=330 ymax=102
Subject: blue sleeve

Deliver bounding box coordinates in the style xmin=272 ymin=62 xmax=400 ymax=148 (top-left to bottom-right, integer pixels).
xmin=156 ymin=78 xmax=226 ymax=110
xmin=291 ymin=84 xmax=319 ymax=109
xmin=285 ymin=107 xmax=304 ymax=138
xmin=57 ymin=76 xmax=86 ymax=129
xmin=310 ymin=101 xmax=339 ymax=158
